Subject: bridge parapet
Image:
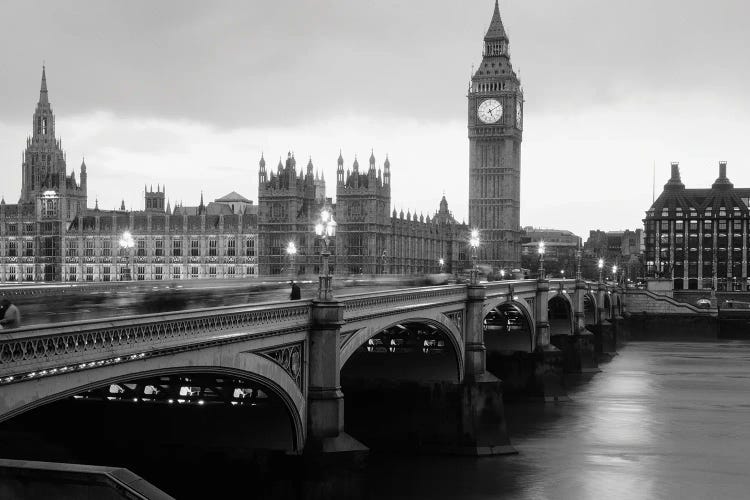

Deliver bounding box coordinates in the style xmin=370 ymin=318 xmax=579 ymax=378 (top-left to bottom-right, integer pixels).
xmin=341 ymin=285 xmax=467 ymax=322
xmin=484 ymin=280 xmax=537 ymax=299
xmin=0 ymin=301 xmax=312 ymax=386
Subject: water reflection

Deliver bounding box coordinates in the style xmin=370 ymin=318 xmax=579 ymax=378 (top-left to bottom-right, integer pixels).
xmin=366 ymin=341 xmax=750 ymax=500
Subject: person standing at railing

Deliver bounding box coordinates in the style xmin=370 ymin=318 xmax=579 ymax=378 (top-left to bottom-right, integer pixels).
xmin=289 ymin=281 xmax=301 ymax=301
xmin=0 ymin=298 xmax=21 ymax=330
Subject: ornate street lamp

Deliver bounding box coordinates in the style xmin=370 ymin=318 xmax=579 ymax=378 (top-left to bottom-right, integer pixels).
xmin=500 ymin=269 xmax=506 ymax=280
xmin=598 ymin=258 xmax=604 ymax=283
xmin=537 ymin=241 xmax=546 ymax=280
xmin=560 ymin=269 xmax=565 ymax=280
xmin=286 ymin=241 xmax=297 ymax=279
xmin=119 ymin=231 xmax=135 ymax=281
xmin=314 ymin=209 xmax=337 ymax=301
xmin=575 ymin=249 xmax=582 ymax=280
xmin=470 ymin=229 xmax=480 ymax=285
xmin=439 ymin=258 xmax=445 ymax=273
xmin=612 ymin=265 xmax=618 ymax=284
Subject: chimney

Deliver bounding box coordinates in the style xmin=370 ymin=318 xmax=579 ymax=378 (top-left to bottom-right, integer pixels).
xmin=712 ymin=160 xmax=733 ymax=188
xmin=665 ymin=161 xmax=685 ymax=189
xmin=670 ymin=162 xmax=680 ymax=181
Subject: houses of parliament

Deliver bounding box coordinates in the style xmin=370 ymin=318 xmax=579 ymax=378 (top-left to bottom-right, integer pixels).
xmin=0 ymin=3 xmax=519 ymax=283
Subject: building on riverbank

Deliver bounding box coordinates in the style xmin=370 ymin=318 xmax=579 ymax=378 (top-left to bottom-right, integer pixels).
xmin=0 ymin=68 xmax=471 ymax=282
xmin=644 ymin=161 xmax=750 ymax=291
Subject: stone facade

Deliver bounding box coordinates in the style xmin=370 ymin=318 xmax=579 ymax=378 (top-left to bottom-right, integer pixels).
xmin=468 ymin=1 xmax=523 ymax=269
xmin=0 ymin=68 xmax=258 ymax=283
xmin=2 ymin=64 xmax=471 ymax=282
xmin=257 ymin=151 xmax=470 ymax=276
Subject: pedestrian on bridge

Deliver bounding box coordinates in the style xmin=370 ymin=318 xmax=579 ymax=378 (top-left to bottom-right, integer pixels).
xmin=289 ymin=281 xmax=301 ymax=300
xmin=0 ymin=298 xmax=21 ymax=330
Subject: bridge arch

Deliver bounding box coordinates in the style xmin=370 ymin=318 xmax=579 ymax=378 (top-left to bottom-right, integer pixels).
xmin=482 ymin=298 xmax=536 ymax=353
xmin=603 ymin=293 xmax=613 ymax=321
xmin=548 ymin=291 xmax=574 ymax=335
xmin=340 ymin=312 xmax=464 ymax=381
xmin=482 ymin=297 xmax=536 ymax=349
xmin=584 ymin=292 xmax=598 ymax=325
xmin=0 ymin=350 xmax=305 ymax=452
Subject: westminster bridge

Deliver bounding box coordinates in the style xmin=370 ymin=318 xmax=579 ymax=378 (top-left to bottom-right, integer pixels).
xmin=0 ymin=279 xmax=622 ymax=464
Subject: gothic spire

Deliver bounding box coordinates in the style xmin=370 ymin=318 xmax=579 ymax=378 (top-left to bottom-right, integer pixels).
xmin=485 ymin=0 xmax=507 ymax=41
xmin=39 ymin=65 xmax=49 ymax=104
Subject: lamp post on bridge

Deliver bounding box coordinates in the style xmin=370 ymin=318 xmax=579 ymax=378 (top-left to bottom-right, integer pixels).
xmin=537 ymin=241 xmax=546 ymax=280
xmin=439 ymin=258 xmax=445 ymax=274
xmin=314 ymin=209 xmax=337 ymax=301
xmin=119 ymin=231 xmax=134 ymax=281
xmin=286 ymin=241 xmax=297 ymax=279
xmin=575 ymin=249 xmax=582 ymax=281
xmin=598 ymin=258 xmax=604 ymax=283
xmin=560 ymin=270 xmax=565 ymax=281
xmin=470 ymin=229 xmax=480 ymax=285
xmin=500 ymin=269 xmax=506 ymax=280
xmin=612 ymin=265 xmax=618 ymax=285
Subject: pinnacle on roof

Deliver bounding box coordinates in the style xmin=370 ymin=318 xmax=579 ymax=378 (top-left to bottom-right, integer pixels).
xmin=353 ymin=155 xmax=359 ymax=170
xmin=259 ymin=153 xmax=265 ymax=168
xmin=39 ymin=65 xmax=49 ymax=104
xmin=80 ymin=156 xmax=87 ymax=169
xmin=369 ymin=149 xmax=375 ymax=164
xmin=384 ymin=154 xmax=390 ymax=168
xmin=484 ymin=0 xmax=508 ymax=41
xmin=307 ymin=156 xmax=314 ymax=169
xmin=338 ymin=149 xmax=344 ymax=165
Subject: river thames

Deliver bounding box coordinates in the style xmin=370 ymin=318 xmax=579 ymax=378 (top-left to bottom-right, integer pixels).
xmin=366 ymin=341 xmax=750 ymax=499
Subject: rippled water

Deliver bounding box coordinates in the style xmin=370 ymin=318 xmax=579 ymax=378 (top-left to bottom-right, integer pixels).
xmin=366 ymin=341 xmax=750 ymax=500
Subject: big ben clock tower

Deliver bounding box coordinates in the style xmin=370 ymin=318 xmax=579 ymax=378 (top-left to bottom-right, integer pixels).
xmin=468 ymin=0 xmax=523 ymax=269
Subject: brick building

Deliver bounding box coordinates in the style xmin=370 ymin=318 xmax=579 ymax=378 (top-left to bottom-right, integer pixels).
xmin=644 ymin=161 xmax=749 ymax=290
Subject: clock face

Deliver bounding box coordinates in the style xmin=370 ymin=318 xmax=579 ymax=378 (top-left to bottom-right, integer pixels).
xmin=516 ymin=100 xmax=522 ymax=128
xmin=477 ymin=99 xmax=502 ymax=124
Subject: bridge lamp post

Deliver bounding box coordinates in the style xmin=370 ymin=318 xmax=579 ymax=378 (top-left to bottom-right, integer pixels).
xmin=286 ymin=241 xmax=297 ymax=279
xmin=537 ymin=241 xmax=546 ymax=280
xmin=612 ymin=265 xmax=618 ymax=284
xmin=119 ymin=231 xmax=135 ymax=281
xmin=439 ymin=258 xmax=445 ymax=273
xmin=470 ymin=229 xmax=480 ymax=285
xmin=314 ymin=209 xmax=337 ymax=301
xmin=598 ymin=258 xmax=604 ymax=283
xmin=575 ymin=249 xmax=582 ymax=280
xmin=560 ymin=270 xmax=565 ymax=281
xmin=500 ymin=269 xmax=506 ymax=280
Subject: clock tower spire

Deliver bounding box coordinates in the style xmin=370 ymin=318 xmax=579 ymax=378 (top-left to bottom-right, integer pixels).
xmin=468 ymin=0 xmax=523 ymax=269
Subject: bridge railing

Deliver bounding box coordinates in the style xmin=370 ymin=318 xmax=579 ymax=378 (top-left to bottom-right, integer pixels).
xmin=0 ymin=300 xmax=312 ymax=383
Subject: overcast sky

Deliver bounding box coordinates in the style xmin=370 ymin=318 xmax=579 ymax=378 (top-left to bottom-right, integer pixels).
xmin=1 ymin=0 xmax=749 ymax=238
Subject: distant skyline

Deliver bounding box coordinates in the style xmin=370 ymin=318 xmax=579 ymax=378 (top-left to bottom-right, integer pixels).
xmin=1 ymin=0 xmax=749 ymax=238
